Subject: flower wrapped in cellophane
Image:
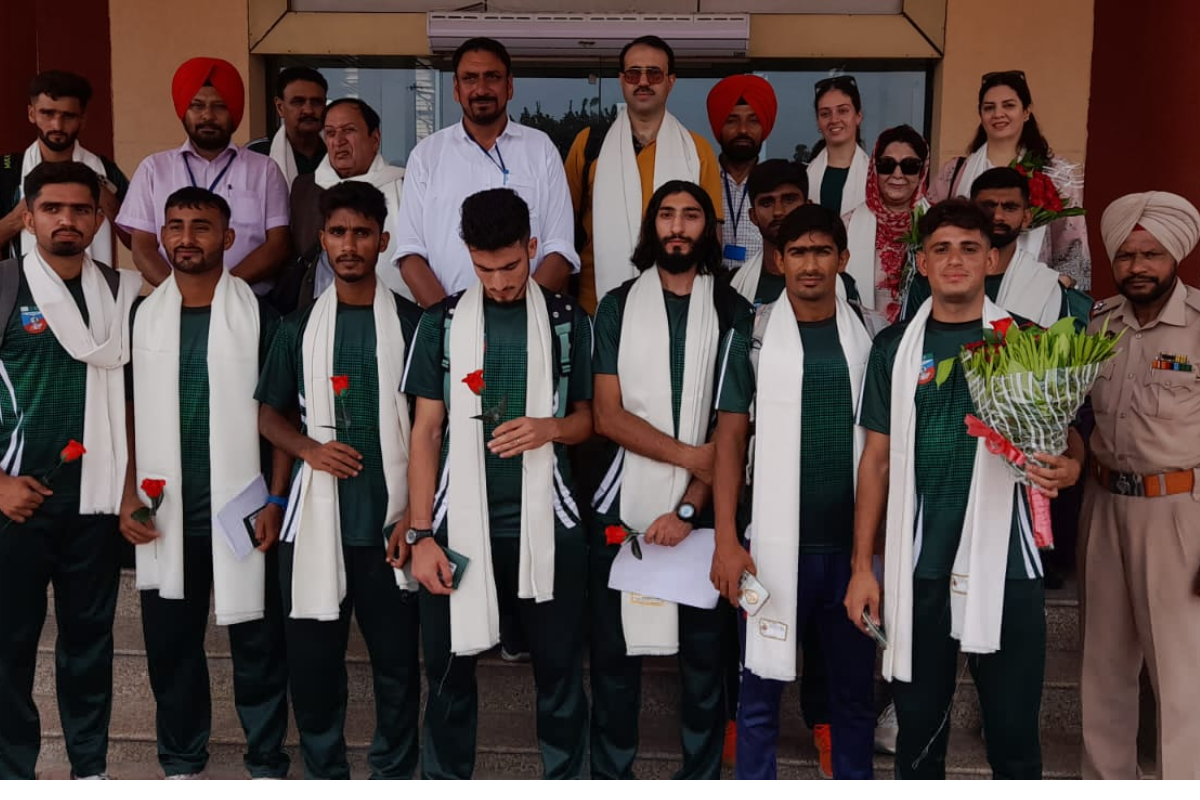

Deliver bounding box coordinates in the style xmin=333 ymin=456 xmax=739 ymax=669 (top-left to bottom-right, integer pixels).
xmin=944 ymin=315 xmax=1122 ymax=549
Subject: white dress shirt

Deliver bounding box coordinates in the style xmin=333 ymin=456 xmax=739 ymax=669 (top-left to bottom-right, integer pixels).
xmin=392 ymin=120 xmax=579 ymax=297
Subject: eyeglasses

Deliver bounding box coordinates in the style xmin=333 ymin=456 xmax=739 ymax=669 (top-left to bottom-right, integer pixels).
xmin=814 ymin=74 xmax=858 ymax=94
xmin=875 ymin=156 xmax=923 ymax=176
xmin=981 ymin=70 xmax=1027 ymax=86
xmin=621 ymin=67 xmax=666 ymax=86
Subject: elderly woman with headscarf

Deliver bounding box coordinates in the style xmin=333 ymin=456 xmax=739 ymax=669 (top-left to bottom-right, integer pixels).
xmin=1081 ymin=190 xmax=1200 ymax=781
xmin=842 ymin=125 xmax=929 ymax=324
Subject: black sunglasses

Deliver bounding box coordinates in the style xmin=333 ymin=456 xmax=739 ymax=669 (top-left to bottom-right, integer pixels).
xmin=814 ymin=74 xmax=858 ymax=94
xmin=875 ymin=156 xmax=923 ymax=176
xmin=981 ymin=70 xmax=1027 ymax=86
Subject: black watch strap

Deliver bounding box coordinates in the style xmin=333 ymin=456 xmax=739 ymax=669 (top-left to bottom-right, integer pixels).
xmin=406 ymin=527 xmax=435 ymax=545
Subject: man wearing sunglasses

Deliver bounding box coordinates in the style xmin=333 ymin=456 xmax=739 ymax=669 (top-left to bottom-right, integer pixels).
xmin=565 ymin=35 xmax=722 ymax=314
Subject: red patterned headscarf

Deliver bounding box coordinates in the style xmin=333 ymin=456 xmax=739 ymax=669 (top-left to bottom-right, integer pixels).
xmin=865 ymin=125 xmax=929 ymax=321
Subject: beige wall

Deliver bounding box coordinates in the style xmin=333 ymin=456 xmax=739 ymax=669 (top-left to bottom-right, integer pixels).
xmin=110 ymin=0 xmax=256 ymax=174
xmin=931 ymin=0 xmax=1094 ymax=173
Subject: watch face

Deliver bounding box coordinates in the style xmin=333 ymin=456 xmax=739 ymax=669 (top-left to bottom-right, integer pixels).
xmin=678 ymin=503 xmax=696 ymax=521
xmin=405 ymin=529 xmax=417 ymax=545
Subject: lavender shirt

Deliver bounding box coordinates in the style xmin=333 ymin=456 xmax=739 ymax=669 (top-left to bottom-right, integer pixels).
xmin=117 ymin=140 xmax=290 ymax=292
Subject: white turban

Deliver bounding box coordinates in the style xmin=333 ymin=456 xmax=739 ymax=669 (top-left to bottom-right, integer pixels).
xmin=1101 ymin=191 xmax=1200 ymax=264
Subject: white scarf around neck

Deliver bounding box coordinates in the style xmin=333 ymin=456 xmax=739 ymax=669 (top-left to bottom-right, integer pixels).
xmin=21 ymin=142 xmax=113 ymax=266
xmin=881 ymin=296 xmax=1018 ymax=682
xmin=995 ymin=249 xmax=1062 ymax=327
xmin=807 ymin=145 xmax=870 ymax=216
xmin=133 ymin=271 xmax=264 ymax=624
xmin=281 ymin=280 xmax=412 ymax=620
xmin=22 ymin=251 xmax=139 ymax=514
xmin=729 ymin=251 xmax=763 ymax=304
xmin=447 ymin=281 xmax=557 ymax=656
xmin=951 ymin=145 xmax=1047 ymax=264
xmin=267 ymin=127 xmax=300 ymax=189
xmin=844 ymin=204 xmax=880 ymax=310
xmin=592 ymin=108 xmax=700 ymax=303
xmin=746 ymin=296 xmax=872 ymax=681
xmin=314 ymin=153 xmax=412 ymax=301
xmin=617 ymin=268 xmax=718 ymax=655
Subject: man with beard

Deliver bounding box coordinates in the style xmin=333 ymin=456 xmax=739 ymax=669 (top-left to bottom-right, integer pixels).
xmin=902 ymin=167 xmax=1091 ymax=326
xmin=705 ymin=75 xmax=777 ymax=271
xmin=0 ymin=71 xmax=131 ymax=263
xmin=120 ymin=188 xmax=289 ymax=779
xmin=1081 ymin=192 xmax=1200 ymax=780
xmin=588 ymin=180 xmax=751 ymax=779
xmin=248 ymin=67 xmax=328 ymax=189
xmin=0 ymin=161 xmax=141 ymax=779
xmin=567 ymin=36 xmax=722 ymax=314
xmin=257 ymin=181 xmax=423 ymax=778
xmin=118 ymin=57 xmax=291 ymax=296
xmin=394 ymin=38 xmax=578 ymax=307
xmin=285 ymin=99 xmax=409 ymax=310
xmin=402 ymin=188 xmax=593 ymax=778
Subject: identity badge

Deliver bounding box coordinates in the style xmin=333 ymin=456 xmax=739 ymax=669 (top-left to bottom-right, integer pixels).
xmin=723 ymin=243 xmax=747 ymax=262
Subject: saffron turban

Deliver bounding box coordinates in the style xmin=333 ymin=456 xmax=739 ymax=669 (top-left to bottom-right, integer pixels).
xmin=706 ymin=75 xmax=777 ymax=141
xmin=1101 ymin=191 xmax=1200 ymax=264
xmin=171 ymin=57 xmax=245 ymax=129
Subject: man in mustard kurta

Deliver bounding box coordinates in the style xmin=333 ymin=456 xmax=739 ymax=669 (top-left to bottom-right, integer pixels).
xmin=565 ymin=36 xmax=722 ymax=314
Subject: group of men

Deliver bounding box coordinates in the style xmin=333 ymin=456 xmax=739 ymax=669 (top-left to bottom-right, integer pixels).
xmin=0 ymin=32 xmax=1197 ymax=783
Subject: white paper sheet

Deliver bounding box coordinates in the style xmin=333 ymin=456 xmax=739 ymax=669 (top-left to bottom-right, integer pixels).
xmin=214 ymin=474 xmax=268 ymax=562
xmin=607 ymin=527 xmax=720 ymax=610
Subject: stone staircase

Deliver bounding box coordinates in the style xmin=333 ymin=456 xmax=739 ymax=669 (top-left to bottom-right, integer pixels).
xmin=34 ymin=570 xmax=1087 ymax=779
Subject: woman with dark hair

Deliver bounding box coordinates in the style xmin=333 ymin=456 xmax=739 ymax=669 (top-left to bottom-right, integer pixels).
xmin=843 ymin=124 xmax=930 ymax=323
xmin=931 ymin=70 xmax=1090 ymax=289
xmin=807 ymin=75 xmax=871 ymax=216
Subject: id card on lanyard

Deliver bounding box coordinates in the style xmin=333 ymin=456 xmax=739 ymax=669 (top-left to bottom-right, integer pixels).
xmin=184 ymin=149 xmax=237 ymax=193
xmin=723 ymin=172 xmax=748 ymax=262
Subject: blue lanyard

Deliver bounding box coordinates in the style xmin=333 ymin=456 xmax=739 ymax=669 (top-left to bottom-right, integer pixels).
xmin=466 ymin=131 xmax=509 ymax=185
xmin=723 ymin=171 xmax=749 ymax=240
xmin=183 ymin=149 xmax=237 ymax=193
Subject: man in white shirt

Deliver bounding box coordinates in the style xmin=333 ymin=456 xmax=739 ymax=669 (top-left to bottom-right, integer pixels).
xmin=393 ymin=38 xmax=578 ymax=307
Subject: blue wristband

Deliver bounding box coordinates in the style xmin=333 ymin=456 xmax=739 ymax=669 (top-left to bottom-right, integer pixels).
xmin=266 ymin=495 xmax=288 ymax=510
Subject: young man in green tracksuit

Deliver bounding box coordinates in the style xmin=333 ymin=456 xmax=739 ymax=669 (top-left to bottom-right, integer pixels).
xmin=403 ymin=188 xmax=593 ymax=779
xmin=0 ymin=161 xmax=141 ymax=779
xmin=256 ymin=181 xmax=423 ymax=779
xmin=845 ymin=198 xmax=1085 ymax=778
xmin=119 ymin=187 xmax=290 ymax=779
xmin=589 ymin=180 xmax=752 ymax=779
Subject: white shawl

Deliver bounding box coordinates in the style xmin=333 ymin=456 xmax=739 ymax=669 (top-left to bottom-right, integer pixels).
xmin=592 ymin=108 xmax=699 ymax=302
xmin=746 ymin=297 xmax=872 ymax=681
xmin=22 ymin=252 xmax=140 ymax=514
xmin=281 ymin=280 xmax=412 ymax=620
xmin=881 ymin=297 xmax=1018 ymax=682
xmin=314 ymin=153 xmax=412 ymax=301
xmin=807 ymin=145 xmax=870 ymax=216
xmin=617 ymin=269 xmax=718 ymax=655
xmin=950 ymin=145 xmax=1047 ymax=264
xmin=21 ymin=142 xmax=115 ymax=267
xmin=446 ymin=281 xmax=557 ymax=656
xmin=132 ymin=271 xmax=264 ymax=625
xmin=995 ymin=249 xmax=1063 ymax=327
xmin=267 ymin=128 xmax=301 ymax=190
xmin=729 ymin=252 xmax=763 ymax=304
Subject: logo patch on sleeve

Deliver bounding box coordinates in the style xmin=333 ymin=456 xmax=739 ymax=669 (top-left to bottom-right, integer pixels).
xmin=20 ymin=307 xmax=47 ymax=335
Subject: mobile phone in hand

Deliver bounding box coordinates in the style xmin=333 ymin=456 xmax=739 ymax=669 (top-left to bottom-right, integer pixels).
xmin=738 ymin=571 xmax=770 ymax=616
xmin=862 ymin=609 xmax=888 ymax=648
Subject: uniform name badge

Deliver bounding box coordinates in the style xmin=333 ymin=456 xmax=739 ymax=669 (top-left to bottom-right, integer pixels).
xmin=723 ymin=243 xmax=747 ymax=262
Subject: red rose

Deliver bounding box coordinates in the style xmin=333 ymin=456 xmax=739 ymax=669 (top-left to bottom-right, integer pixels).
xmin=992 ymin=318 xmax=1014 ymax=338
xmin=331 ymin=375 xmax=350 ymax=397
xmin=463 ymin=369 xmax=485 ymax=395
xmin=60 ymin=440 xmax=86 ymax=463
xmin=141 ymin=478 xmax=166 ymax=500
xmin=605 ymin=525 xmax=628 ymax=547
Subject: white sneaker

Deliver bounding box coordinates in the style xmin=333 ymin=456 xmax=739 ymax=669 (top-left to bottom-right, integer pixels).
xmin=165 ymin=772 xmax=205 ymax=780
xmin=71 ymin=772 xmax=112 ymax=780
xmin=874 ymin=702 xmax=898 ymax=755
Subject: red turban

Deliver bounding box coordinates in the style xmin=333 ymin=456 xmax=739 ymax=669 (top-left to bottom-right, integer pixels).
xmin=171 ymin=57 xmax=245 ymax=128
xmin=706 ymin=75 xmax=777 ymax=141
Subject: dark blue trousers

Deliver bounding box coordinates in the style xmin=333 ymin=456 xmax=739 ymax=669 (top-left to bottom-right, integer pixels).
xmin=735 ymin=553 xmax=876 ymax=779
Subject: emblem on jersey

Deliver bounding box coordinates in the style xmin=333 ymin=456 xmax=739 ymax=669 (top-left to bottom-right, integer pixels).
xmin=918 ymin=352 xmax=936 ymax=385
xmin=20 ymin=306 xmax=47 ymax=335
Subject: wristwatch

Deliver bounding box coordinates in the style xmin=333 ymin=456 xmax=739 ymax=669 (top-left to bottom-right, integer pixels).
xmin=676 ymin=502 xmax=697 ymax=524
xmin=404 ymin=527 xmax=435 ymax=546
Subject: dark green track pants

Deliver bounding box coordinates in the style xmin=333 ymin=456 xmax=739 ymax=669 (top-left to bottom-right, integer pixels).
xmin=0 ymin=510 xmax=120 ymax=779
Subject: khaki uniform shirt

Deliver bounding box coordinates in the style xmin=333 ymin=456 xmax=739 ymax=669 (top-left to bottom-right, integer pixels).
xmin=1087 ymin=280 xmax=1200 ymax=477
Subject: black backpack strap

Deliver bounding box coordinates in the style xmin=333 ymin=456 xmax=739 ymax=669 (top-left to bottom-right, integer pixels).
xmin=95 ymin=261 xmax=122 ymax=298
xmin=0 ymin=155 xmax=21 ymax=260
xmin=0 ymin=257 xmax=19 ymax=350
